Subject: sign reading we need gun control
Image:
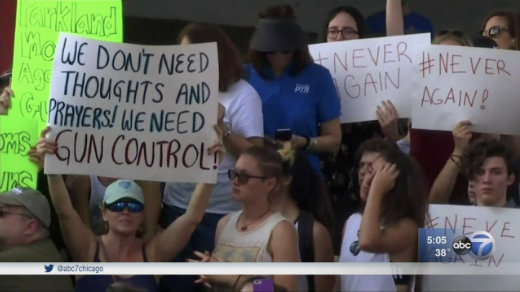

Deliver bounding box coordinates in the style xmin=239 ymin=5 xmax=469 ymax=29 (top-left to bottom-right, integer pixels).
xmin=412 ymin=45 xmax=520 ymax=135
xmin=45 ymin=33 xmax=219 ymax=183
xmin=309 ymin=33 xmax=430 ymax=123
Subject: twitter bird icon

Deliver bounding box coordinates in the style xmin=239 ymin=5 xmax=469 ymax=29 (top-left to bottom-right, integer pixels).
xmin=44 ymin=264 xmax=54 ymax=273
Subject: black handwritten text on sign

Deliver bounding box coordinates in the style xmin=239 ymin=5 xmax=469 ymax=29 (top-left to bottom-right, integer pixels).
xmin=46 ymin=33 xmax=220 ymax=183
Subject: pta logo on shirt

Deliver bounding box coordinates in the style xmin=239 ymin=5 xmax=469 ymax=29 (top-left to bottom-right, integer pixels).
xmin=294 ymin=83 xmax=310 ymax=94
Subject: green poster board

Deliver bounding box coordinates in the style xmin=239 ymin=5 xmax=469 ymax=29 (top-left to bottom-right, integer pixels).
xmin=0 ymin=0 xmax=123 ymax=191
xmin=0 ymin=116 xmax=39 ymax=190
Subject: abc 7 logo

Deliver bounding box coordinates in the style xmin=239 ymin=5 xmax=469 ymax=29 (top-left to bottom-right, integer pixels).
xmin=452 ymin=231 xmax=495 ymax=260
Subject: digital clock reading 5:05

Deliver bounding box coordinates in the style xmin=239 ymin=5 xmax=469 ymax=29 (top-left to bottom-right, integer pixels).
xmin=426 ymin=236 xmax=447 ymax=245
xmin=418 ymin=229 xmax=459 ymax=262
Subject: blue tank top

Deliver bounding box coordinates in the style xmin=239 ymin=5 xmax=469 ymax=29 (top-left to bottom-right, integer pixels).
xmin=75 ymin=242 xmax=158 ymax=292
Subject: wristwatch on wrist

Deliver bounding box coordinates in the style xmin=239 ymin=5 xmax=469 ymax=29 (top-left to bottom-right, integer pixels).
xmin=307 ymin=137 xmax=318 ymax=151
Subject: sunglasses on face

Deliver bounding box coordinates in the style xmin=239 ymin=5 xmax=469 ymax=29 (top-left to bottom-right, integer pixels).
xmin=228 ymin=169 xmax=269 ymax=184
xmin=105 ymin=200 xmax=144 ymax=213
xmin=482 ymin=25 xmax=509 ymax=38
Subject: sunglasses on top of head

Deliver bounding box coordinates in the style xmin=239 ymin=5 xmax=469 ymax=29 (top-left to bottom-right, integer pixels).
xmin=105 ymin=199 xmax=144 ymax=213
xmin=228 ymin=169 xmax=269 ymax=184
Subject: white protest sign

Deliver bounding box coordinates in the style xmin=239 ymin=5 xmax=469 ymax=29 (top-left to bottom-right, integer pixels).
xmin=308 ymin=33 xmax=430 ymax=123
xmin=412 ymin=45 xmax=520 ymax=135
xmin=46 ymin=33 xmax=219 ymax=183
xmin=422 ymin=204 xmax=520 ymax=291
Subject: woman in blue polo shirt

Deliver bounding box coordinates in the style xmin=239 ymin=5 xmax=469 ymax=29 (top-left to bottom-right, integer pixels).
xmin=245 ymin=5 xmax=342 ymax=174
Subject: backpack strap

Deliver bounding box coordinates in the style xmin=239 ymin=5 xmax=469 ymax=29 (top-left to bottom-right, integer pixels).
xmin=297 ymin=210 xmax=315 ymax=291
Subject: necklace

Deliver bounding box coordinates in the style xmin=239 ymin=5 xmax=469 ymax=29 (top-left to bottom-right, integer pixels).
xmin=240 ymin=209 xmax=271 ymax=231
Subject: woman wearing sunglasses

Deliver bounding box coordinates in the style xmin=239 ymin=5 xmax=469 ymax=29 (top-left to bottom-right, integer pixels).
xmin=159 ymin=22 xmax=264 ymax=292
xmin=37 ymin=126 xmax=225 ymax=292
xmin=481 ymin=11 xmax=520 ymax=50
xmin=191 ymin=146 xmax=299 ymax=291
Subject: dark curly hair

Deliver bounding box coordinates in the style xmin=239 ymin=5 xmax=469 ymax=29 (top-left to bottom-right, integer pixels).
xmin=354 ymin=138 xmax=429 ymax=228
xmin=462 ymin=138 xmax=515 ymax=180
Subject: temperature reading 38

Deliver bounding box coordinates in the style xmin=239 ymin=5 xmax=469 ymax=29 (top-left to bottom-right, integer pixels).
xmin=435 ymin=248 xmax=449 ymax=257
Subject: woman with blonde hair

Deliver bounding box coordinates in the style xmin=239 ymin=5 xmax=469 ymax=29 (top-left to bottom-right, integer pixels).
xmin=160 ymin=22 xmax=264 ymax=291
xmin=191 ymin=145 xmax=299 ymax=291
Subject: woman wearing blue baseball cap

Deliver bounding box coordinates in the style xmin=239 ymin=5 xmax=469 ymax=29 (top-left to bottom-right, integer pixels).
xmin=37 ymin=126 xmax=225 ymax=291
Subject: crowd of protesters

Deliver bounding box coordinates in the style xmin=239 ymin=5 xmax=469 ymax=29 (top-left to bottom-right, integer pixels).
xmin=1 ymin=1 xmax=520 ymax=291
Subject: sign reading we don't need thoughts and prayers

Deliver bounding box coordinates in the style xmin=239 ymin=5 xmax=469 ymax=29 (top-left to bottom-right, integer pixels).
xmin=45 ymin=33 xmax=219 ymax=183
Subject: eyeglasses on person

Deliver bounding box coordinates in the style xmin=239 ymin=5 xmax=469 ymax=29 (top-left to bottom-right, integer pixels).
xmin=481 ymin=25 xmax=509 ymax=38
xmin=327 ymin=27 xmax=359 ymax=39
xmin=228 ymin=169 xmax=269 ymax=184
xmin=105 ymin=200 xmax=144 ymax=213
